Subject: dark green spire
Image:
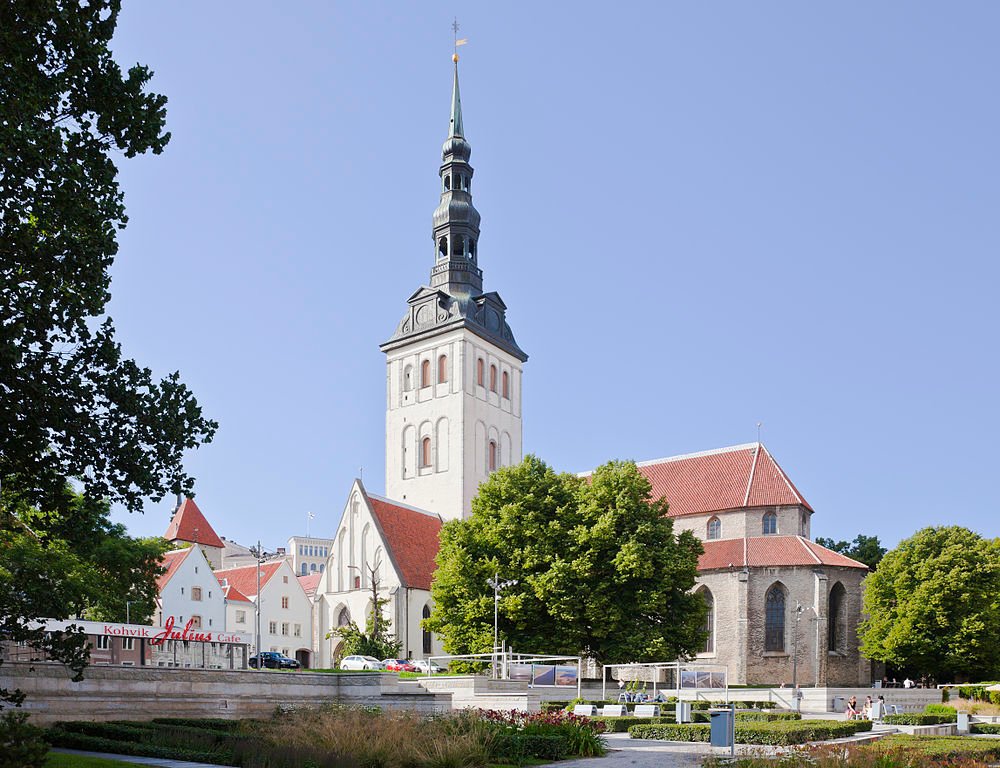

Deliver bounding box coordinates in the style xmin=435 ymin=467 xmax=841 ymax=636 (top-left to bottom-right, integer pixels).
xmin=449 ymin=61 xmax=464 ymax=138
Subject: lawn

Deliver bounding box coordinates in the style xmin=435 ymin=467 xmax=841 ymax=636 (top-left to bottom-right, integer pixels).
xmin=46 ymin=755 xmax=145 ymax=768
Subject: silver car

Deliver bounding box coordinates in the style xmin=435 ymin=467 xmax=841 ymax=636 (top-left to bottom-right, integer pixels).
xmin=339 ymin=655 xmax=384 ymax=670
xmin=411 ymin=659 xmax=445 ymax=674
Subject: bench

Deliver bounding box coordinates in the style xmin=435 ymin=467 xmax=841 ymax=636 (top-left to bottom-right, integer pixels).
xmin=573 ymin=705 xmax=597 ymax=717
xmin=634 ymin=704 xmax=661 ymax=717
xmin=600 ymin=704 xmax=627 ymax=717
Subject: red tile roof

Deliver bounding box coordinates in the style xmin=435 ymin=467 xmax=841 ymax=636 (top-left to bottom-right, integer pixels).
xmin=221 ymin=583 xmax=254 ymax=603
xmin=699 ymin=535 xmax=868 ymax=571
xmin=156 ymin=548 xmax=192 ymax=591
xmin=164 ymin=498 xmax=225 ymax=549
xmin=629 ymin=443 xmax=813 ymax=517
xmin=298 ymin=573 xmax=322 ymax=599
xmin=214 ymin=562 xmax=283 ymax=599
xmin=367 ymin=494 xmax=442 ymax=590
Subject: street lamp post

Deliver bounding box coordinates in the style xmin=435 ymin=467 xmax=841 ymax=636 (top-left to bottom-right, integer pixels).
xmin=126 ymin=600 xmax=139 ymax=625
xmin=486 ymin=574 xmax=517 ymax=679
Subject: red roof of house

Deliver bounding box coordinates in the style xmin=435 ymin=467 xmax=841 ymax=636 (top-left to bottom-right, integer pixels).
xmin=164 ymin=498 xmax=225 ymax=549
xmin=699 ymin=535 xmax=868 ymax=571
xmin=629 ymin=443 xmax=813 ymax=517
xmin=214 ymin=562 xmax=283 ymax=599
xmin=298 ymin=573 xmax=322 ymax=599
xmin=156 ymin=548 xmax=192 ymax=591
xmin=368 ymin=494 xmax=442 ymax=590
xmin=221 ymin=583 xmax=254 ymax=603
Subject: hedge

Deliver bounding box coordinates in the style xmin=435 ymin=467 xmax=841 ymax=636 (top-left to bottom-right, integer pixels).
xmin=150 ymin=717 xmax=248 ymax=732
xmin=971 ymin=723 xmax=1000 ymax=734
xmin=590 ymin=716 xmax=674 ymax=733
xmin=630 ymin=719 xmax=871 ymax=745
xmin=873 ymin=735 xmax=1000 ymax=760
xmin=43 ymin=730 xmax=228 ymax=764
xmin=734 ymin=711 xmax=802 ymax=722
xmin=881 ymin=713 xmax=954 ymax=725
xmin=490 ymin=733 xmax=569 ymax=760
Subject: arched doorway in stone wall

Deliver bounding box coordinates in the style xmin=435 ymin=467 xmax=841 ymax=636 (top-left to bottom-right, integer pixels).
xmin=295 ymin=648 xmax=312 ymax=669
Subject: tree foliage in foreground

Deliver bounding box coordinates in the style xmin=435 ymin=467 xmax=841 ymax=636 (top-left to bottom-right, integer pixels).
xmin=425 ymin=456 xmax=706 ymax=664
xmin=814 ymin=534 xmax=887 ymax=571
xmin=0 ymin=0 xmax=215 ymax=712
xmin=859 ymin=526 xmax=1000 ymax=681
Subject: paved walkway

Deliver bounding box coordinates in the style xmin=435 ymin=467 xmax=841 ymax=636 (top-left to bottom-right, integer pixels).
xmin=50 ymin=748 xmax=235 ymax=768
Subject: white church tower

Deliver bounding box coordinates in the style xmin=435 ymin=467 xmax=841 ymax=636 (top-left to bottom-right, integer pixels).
xmin=380 ymin=58 xmax=527 ymax=522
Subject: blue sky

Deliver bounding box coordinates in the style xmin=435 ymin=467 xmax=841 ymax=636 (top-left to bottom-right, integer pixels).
xmin=106 ymin=2 xmax=1000 ymax=550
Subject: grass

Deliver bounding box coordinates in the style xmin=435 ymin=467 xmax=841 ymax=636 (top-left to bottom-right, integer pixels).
xmin=46 ymin=755 xmax=146 ymax=768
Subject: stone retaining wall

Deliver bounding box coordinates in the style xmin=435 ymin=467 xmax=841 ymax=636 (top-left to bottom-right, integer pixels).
xmin=3 ymin=662 xmax=450 ymax=724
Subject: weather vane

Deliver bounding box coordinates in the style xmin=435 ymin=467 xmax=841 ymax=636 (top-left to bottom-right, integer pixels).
xmin=452 ymin=17 xmax=468 ymax=62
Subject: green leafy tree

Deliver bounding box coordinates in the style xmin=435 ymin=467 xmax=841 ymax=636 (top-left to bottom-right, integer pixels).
xmin=327 ymin=561 xmax=403 ymax=661
xmin=815 ymin=534 xmax=887 ymax=571
xmin=425 ymin=456 xmax=706 ymax=664
xmin=0 ymin=0 xmax=216 ymax=717
xmin=859 ymin=526 xmax=1000 ymax=681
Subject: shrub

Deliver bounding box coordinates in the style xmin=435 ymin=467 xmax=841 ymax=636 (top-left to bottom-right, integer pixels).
xmin=490 ymin=733 xmax=567 ymax=761
xmin=735 ymin=711 xmax=802 ymax=722
xmin=923 ymin=704 xmax=957 ymax=716
xmin=150 ymin=717 xmax=248 ymax=732
xmin=881 ymin=713 xmax=954 ymax=725
xmin=630 ymin=719 xmax=869 ymax=745
xmin=43 ymin=730 xmax=224 ymax=764
xmin=971 ymin=723 xmax=1000 ymax=734
xmin=629 ymin=723 xmax=710 ymax=741
xmin=0 ymin=711 xmax=48 ymax=768
xmin=589 ymin=716 xmax=673 ymax=733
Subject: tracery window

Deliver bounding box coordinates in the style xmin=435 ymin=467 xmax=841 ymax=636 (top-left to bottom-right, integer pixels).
xmin=707 ymin=516 xmax=721 ymax=540
xmin=765 ymin=584 xmax=786 ymax=652
xmin=422 ymin=605 xmax=433 ymax=654
xmin=762 ymin=511 xmax=778 ymax=535
xmin=701 ymin=589 xmax=715 ymax=653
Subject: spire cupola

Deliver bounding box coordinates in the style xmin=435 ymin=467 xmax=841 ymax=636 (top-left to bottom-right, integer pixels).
xmin=431 ymin=58 xmax=482 ymax=297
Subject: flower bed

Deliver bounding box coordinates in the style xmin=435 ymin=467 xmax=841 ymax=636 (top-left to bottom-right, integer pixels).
xmin=629 ymin=719 xmax=871 ymax=745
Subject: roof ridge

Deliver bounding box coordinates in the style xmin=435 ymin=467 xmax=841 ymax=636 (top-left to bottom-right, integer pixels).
xmin=798 ymin=535 xmax=822 ymax=564
xmin=634 ymin=443 xmax=760 ymax=468
xmin=759 ymin=444 xmax=806 ymax=505
xmin=743 ymin=443 xmax=761 ymax=507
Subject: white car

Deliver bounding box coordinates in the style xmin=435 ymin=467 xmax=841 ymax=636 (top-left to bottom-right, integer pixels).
xmin=411 ymin=659 xmax=445 ymax=674
xmin=339 ymin=655 xmax=384 ymax=671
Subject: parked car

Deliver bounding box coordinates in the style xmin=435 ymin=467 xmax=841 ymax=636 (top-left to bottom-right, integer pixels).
xmin=411 ymin=659 xmax=445 ymax=674
xmin=248 ymin=651 xmax=300 ymax=670
xmin=382 ymin=658 xmax=418 ymax=672
xmin=340 ymin=655 xmax=384 ymax=671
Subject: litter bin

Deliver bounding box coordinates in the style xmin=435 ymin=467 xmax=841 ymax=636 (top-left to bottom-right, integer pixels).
xmin=957 ymin=711 xmax=970 ymax=734
xmin=676 ymin=701 xmax=692 ymax=723
xmin=709 ymin=708 xmax=734 ymax=748
xmin=833 ymin=696 xmax=845 ymax=712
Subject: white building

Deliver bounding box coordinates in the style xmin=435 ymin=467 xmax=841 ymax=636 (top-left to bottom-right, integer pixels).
xmin=154 ymin=546 xmax=226 ymax=634
xmin=287 ymin=535 xmax=334 ymax=576
xmin=214 ymin=559 xmax=314 ymax=667
xmin=164 ymin=497 xmax=225 ymax=569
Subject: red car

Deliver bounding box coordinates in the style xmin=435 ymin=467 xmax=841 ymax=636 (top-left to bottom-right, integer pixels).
xmin=382 ymin=658 xmax=418 ymax=672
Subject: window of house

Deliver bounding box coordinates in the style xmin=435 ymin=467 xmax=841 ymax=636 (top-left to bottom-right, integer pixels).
xmin=190 ymin=615 xmax=202 ymax=629
xmin=96 ymin=636 xmax=110 ymax=650
xmin=489 ymin=364 xmax=497 ymax=392
xmin=310 ymin=563 xmax=317 ymax=572
xmin=283 ymin=575 xmax=288 ymax=584
xmin=707 ymin=517 xmax=721 ymax=540
xmin=502 ymin=370 xmax=509 ymax=399
xmin=122 ymin=638 xmax=135 ymax=651
xmin=354 ymin=575 xmax=361 ymax=589
xmin=269 ymin=621 xmax=277 ymax=634
xmin=488 ymin=440 xmax=497 ymax=472
xmin=765 ymin=585 xmax=786 ymax=652
xmin=762 ymin=511 xmax=778 ymax=535
xmin=281 ymin=623 xmax=289 ymax=636
xmin=477 ymin=358 xmax=484 ymax=387
xmin=320 ymin=564 xmax=325 ymax=573
xmin=236 ymin=610 xmax=246 ymax=624
xmin=421 ymin=359 xmax=431 ymax=388
xmin=191 ymin=587 xmax=202 ymax=601
xmin=282 ymin=596 xmax=289 ymax=609
xmin=180 ymin=587 xmax=184 ymax=595
xmin=301 ymin=562 xmax=308 ymax=575
xmin=701 ymin=589 xmax=714 ymax=654
xmin=438 ymin=355 xmax=448 ymax=383
xmin=422 ymin=605 xmax=432 ymax=654
xmin=421 ymin=436 xmax=432 ymax=467
xmin=294 ymin=624 xmax=302 ymax=637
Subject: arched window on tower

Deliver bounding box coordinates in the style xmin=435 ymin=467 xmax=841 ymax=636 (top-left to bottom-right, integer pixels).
xmin=469 ymin=238 xmax=476 ymax=261
xmin=444 ymin=175 xmax=451 ymax=191
xmin=762 ymin=511 xmax=778 ymax=535
xmin=502 ymin=370 xmax=509 ymax=399
xmin=421 ymin=360 xmax=431 ymax=388
xmin=489 ymin=365 xmax=497 ymax=392
xmin=477 ymin=358 xmax=484 ymax=387
xmin=699 ymin=588 xmax=715 ymax=653
xmin=421 ymin=437 xmax=432 ymax=468
xmin=438 ymin=354 xmax=448 ymax=384
xmin=451 ymin=234 xmax=464 ymax=257
xmin=422 ymin=605 xmax=432 ymax=654
xmin=438 ymin=236 xmax=447 ymax=259
xmin=707 ymin=516 xmax=721 ymax=540
xmin=765 ymin=584 xmax=786 ymax=652
xmin=488 ymin=440 xmax=497 ymax=472
xmin=828 ymin=582 xmax=846 ymax=654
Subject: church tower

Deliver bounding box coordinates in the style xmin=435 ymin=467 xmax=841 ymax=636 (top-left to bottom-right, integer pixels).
xmin=380 ymin=58 xmax=527 ymax=522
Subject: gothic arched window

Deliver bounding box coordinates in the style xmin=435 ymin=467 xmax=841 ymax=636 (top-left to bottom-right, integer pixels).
xmin=762 ymin=511 xmax=778 ymax=535
xmin=828 ymin=582 xmax=847 ymax=653
xmin=502 ymin=370 xmax=509 ymax=399
xmin=477 ymin=358 xmax=484 ymax=387
xmin=700 ymin=588 xmax=715 ymax=654
xmin=421 ymin=360 xmax=431 ymax=388
xmin=422 ymin=604 xmax=432 ymax=654
xmin=438 ymin=354 xmax=448 ymax=384
xmin=489 ymin=364 xmax=497 ymax=392
xmin=337 ymin=607 xmax=351 ymax=627
xmin=488 ymin=440 xmax=497 ymax=472
xmin=765 ymin=584 xmax=786 ymax=652
xmin=707 ymin=517 xmax=721 ymax=540
xmin=438 ymin=236 xmax=447 ymax=259
xmin=421 ymin=437 xmax=432 ymax=468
